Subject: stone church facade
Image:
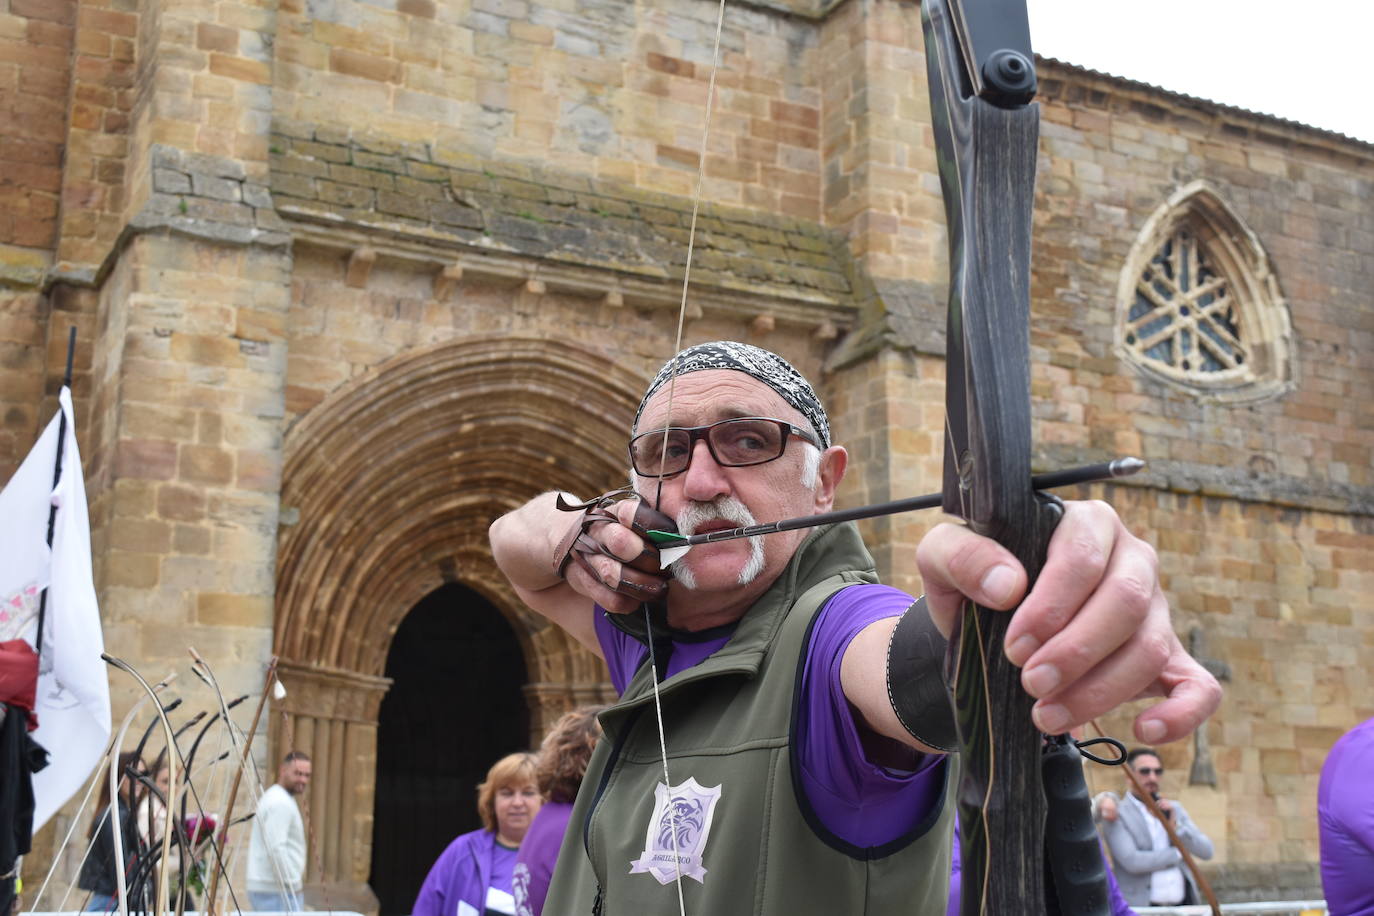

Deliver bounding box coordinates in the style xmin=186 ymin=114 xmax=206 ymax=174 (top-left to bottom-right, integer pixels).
xmin=2 ymin=0 xmax=1369 ymax=908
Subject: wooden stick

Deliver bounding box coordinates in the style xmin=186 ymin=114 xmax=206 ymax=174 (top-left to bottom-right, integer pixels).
xmin=204 ymin=655 xmax=278 ymax=916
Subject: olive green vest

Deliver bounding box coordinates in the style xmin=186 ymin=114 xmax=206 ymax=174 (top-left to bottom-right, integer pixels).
xmin=543 ymin=522 xmax=956 ymax=915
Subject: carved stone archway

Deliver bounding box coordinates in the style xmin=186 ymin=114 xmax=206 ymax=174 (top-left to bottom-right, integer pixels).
xmin=271 ymin=335 xmax=642 ymax=910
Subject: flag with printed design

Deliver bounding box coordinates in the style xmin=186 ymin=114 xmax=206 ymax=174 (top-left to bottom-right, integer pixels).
xmin=0 ymin=386 xmax=111 ymax=832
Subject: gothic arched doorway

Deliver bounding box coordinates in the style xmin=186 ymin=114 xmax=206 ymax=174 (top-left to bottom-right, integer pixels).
xmin=271 ymin=336 xmax=642 ymax=913
xmin=368 ymin=583 xmax=530 ymax=915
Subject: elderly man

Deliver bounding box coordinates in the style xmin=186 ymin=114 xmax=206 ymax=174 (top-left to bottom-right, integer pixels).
xmin=489 ymin=341 xmax=1221 ymax=914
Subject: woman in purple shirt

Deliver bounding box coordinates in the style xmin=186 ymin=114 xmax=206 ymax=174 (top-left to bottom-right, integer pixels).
xmin=513 ymin=706 xmax=603 ymax=916
xmin=413 ymin=753 xmax=541 ymax=916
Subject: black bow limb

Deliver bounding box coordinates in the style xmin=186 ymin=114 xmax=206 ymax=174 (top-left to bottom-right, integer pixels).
xmin=922 ymin=1 xmax=1110 ymax=914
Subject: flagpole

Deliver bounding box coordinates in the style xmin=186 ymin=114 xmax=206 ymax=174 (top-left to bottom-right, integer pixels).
xmin=34 ymin=326 xmax=77 ymax=660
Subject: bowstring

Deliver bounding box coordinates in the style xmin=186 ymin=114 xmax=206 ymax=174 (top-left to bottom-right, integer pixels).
xmin=943 ymin=408 xmax=993 ymax=915
xmin=642 ymin=0 xmax=729 ymax=911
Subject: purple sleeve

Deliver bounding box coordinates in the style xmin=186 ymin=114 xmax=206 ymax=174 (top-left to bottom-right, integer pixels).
xmin=413 ymin=830 xmax=491 ymax=916
xmin=1106 ymin=852 xmax=1138 ymax=916
xmin=947 ymin=821 xmax=961 ymax=916
xmin=795 ymin=583 xmax=947 ymax=849
xmin=514 ymin=801 xmax=573 ymax=916
xmin=1319 ymin=718 xmax=1374 ymax=915
xmin=413 ymin=832 xmax=470 ymax=916
xmin=411 ymin=841 xmax=453 ymax=916
xmin=594 ymin=610 xmax=643 ymax=694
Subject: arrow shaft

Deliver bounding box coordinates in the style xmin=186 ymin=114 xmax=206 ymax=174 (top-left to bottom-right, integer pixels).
xmin=661 ymin=457 xmax=1143 ymax=547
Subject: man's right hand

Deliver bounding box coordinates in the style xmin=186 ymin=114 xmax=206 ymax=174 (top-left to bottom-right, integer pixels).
xmin=555 ymin=491 xmax=676 ymax=614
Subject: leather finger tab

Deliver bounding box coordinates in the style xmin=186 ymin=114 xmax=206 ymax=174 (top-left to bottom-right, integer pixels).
xmin=629 ymin=501 xmax=677 ymax=538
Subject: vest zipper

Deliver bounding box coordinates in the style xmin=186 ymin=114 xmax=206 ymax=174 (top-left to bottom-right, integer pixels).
xmin=582 ymin=706 xmax=645 ymax=912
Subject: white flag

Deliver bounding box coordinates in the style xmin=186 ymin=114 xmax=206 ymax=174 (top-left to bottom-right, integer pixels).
xmin=0 ymin=386 xmax=111 ymax=832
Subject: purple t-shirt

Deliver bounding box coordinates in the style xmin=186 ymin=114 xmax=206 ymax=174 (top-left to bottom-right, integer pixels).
xmin=414 ymin=828 xmax=514 ymax=916
xmin=1319 ymin=716 xmax=1374 ymax=916
xmin=595 ymin=582 xmax=946 ymax=847
xmin=512 ymin=800 xmax=572 ymax=916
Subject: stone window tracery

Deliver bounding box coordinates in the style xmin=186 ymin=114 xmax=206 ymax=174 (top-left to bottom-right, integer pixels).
xmin=1115 ymin=181 xmax=1294 ymax=402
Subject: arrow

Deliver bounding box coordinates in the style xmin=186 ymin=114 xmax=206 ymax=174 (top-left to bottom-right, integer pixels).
xmin=646 ymin=457 xmax=1144 ymax=567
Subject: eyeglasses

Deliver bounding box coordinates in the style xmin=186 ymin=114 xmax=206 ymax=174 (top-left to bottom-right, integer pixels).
xmin=629 ymin=417 xmax=819 ymax=478
xmin=1135 ymin=767 xmax=1164 ymax=776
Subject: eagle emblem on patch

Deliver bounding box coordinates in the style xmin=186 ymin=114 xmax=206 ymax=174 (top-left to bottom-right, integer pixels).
xmin=629 ymin=777 xmax=722 ymax=886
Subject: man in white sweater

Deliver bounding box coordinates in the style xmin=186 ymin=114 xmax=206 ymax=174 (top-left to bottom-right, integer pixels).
xmin=247 ymin=751 xmax=311 ymax=911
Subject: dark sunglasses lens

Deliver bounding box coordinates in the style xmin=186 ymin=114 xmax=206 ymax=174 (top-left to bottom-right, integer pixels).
xmin=710 ymin=419 xmax=784 ymax=466
xmin=631 ymin=429 xmax=690 ymax=476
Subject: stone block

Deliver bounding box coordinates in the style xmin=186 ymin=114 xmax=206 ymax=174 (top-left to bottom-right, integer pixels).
xmin=173 ymin=524 xmax=212 ymax=556
xmin=292 ymin=140 xmax=351 ymax=164
xmin=243 ymin=183 xmax=274 ymax=209
xmin=375 ymin=190 xmax=428 ymax=220
xmin=104 ymin=551 xmax=160 ymax=588
xmin=191 ymin=172 xmax=243 ymax=202
xmin=209 ymin=52 xmax=271 ymax=85
xmin=269 ymin=171 xmax=318 ymax=200
xmin=114 ymin=438 xmax=178 ymax=480
xmin=196 ymin=592 xmax=272 ymax=628
xmin=157 ymin=483 xmax=207 ymax=522
xmin=178 ymin=444 xmax=234 ymax=486
xmin=429 ymin=200 xmax=484 ymax=229
xmin=330 ymin=48 xmax=401 ymax=84
xmin=109 ymin=518 xmax=172 ymax=554
xmin=317 ymin=180 xmax=374 ymax=208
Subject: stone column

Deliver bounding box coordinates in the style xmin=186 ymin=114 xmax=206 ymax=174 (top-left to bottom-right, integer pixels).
xmin=272 ymin=660 xmax=393 ymax=915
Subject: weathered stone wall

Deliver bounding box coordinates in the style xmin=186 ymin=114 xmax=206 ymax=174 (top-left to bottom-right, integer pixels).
xmin=1022 ymin=63 xmax=1373 ymax=896
xmin=5 ymin=0 xmax=1372 ymax=907
xmin=273 ymin=0 xmax=824 ymax=214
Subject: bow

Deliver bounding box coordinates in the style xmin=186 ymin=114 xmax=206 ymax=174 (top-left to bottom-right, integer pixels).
xmin=922 ymin=1 xmax=1110 ymax=913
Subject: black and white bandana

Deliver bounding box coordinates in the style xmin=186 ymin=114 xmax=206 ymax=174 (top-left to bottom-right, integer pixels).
xmin=633 ymin=341 xmax=831 ymax=449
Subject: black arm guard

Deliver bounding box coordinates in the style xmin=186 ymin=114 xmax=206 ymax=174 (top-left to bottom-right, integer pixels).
xmin=884 ymin=596 xmax=957 ymax=753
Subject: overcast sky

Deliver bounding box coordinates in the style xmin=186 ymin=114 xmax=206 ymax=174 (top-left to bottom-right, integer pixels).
xmin=1025 ymin=0 xmax=1374 ymax=145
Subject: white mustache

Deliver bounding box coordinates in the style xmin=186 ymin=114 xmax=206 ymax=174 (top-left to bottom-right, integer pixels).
xmin=674 ymin=497 xmax=767 ymax=588
xmin=676 ymin=496 xmax=757 ymax=535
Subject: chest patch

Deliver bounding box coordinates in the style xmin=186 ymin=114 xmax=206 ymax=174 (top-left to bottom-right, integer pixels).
xmin=629 ymin=777 xmax=722 ymax=885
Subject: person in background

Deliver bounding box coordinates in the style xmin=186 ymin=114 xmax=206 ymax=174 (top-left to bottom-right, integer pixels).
xmin=1100 ymin=748 xmax=1213 ymax=907
xmin=414 ymin=752 xmax=541 ymax=916
xmin=77 ymin=752 xmax=144 ymax=914
xmin=134 ymin=756 xmax=186 ymax=907
xmin=1319 ymin=716 xmax=1374 ymax=916
xmin=246 ymin=750 xmax=312 ymax=912
xmin=514 ymin=707 xmax=604 ymax=916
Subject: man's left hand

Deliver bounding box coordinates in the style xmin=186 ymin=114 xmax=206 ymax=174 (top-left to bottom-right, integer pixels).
xmin=916 ymin=499 xmax=1222 ymax=745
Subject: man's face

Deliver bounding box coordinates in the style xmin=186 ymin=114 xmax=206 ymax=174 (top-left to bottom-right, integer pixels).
xmin=280 ymin=759 xmax=312 ymax=795
xmin=1130 ymin=753 xmax=1164 ymax=799
xmin=633 ymin=370 xmax=843 ymax=625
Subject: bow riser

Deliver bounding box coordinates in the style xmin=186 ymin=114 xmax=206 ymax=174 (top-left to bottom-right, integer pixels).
xmin=923 ymin=0 xmax=1091 ymax=912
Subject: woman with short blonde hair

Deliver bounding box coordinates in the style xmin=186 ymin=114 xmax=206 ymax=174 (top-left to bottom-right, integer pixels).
xmin=413 ymin=752 xmax=541 ymax=916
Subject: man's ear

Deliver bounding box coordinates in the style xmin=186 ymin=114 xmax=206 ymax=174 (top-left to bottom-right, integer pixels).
xmin=814 ymin=446 xmax=847 ymax=512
